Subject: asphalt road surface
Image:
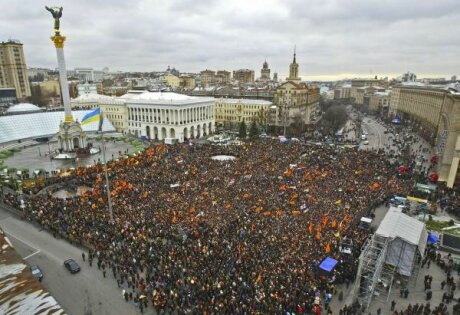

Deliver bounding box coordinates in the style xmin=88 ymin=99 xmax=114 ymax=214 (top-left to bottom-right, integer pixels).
xmin=0 ymin=206 xmax=151 ymax=315
xmin=360 ymin=117 xmax=385 ymax=151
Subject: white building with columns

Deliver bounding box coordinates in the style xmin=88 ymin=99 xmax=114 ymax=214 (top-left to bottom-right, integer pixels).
xmin=122 ymin=91 xmax=214 ymax=142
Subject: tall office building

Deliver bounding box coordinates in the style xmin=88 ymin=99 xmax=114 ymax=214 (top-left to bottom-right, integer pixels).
xmin=260 ymin=60 xmax=271 ymax=81
xmin=233 ymin=69 xmax=255 ymax=84
xmin=0 ymin=40 xmax=31 ymax=99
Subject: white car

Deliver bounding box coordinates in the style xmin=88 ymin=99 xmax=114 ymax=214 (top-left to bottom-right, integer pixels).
xmin=363 ymin=140 xmax=369 ymax=145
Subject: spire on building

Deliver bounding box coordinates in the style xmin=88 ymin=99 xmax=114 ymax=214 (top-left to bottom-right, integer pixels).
xmin=287 ymin=46 xmax=300 ymax=82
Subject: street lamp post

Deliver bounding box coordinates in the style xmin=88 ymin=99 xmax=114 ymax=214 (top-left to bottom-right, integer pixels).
xmin=283 ymin=102 xmax=288 ymax=137
xmin=0 ymin=179 xmax=4 ymax=203
xmin=101 ymin=134 xmax=114 ymax=224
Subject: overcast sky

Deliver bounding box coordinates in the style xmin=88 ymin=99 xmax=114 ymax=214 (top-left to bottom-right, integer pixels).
xmin=1 ymin=0 xmax=459 ymax=80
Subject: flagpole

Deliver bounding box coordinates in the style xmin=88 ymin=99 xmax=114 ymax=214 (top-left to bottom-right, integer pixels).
xmin=99 ymin=108 xmax=114 ymax=224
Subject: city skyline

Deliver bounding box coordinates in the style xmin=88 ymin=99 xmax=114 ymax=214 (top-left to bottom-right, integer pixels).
xmin=1 ymin=0 xmax=459 ymax=81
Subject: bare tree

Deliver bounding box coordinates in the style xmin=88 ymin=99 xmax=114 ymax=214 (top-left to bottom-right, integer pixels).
xmin=290 ymin=113 xmax=306 ymax=136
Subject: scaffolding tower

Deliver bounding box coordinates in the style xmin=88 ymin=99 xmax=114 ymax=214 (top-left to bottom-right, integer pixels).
xmin=352 ymin=234 xmax=389 ymax=310
xmin=353 ymin=234 xmax=424 ymax=311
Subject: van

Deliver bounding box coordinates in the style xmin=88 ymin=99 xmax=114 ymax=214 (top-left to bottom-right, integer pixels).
xmin=164 ymin=138 xmax=178 ymax=145
xmin=358 ymin=217 xmax=373 ymax=230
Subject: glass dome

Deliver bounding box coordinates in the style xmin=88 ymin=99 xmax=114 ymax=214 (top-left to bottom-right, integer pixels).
xmin=6 ymin=103 xmax=42 ymax=113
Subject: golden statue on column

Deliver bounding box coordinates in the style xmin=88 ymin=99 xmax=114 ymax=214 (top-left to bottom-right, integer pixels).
xmin=46 ymin=5 xmax=87 ymax=153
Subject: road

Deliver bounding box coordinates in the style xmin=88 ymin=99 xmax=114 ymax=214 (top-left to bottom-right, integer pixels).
xmin=0 ymin=206 xmax=152 ymax=315
xmin=361 ymin=118 xmax=384 ymax=150
xmin=360 ymin=115 xmax=434 ymax=168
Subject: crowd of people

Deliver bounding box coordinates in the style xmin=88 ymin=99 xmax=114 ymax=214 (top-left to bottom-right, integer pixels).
xmin=8 ymin=140 xmax=417 ymax=313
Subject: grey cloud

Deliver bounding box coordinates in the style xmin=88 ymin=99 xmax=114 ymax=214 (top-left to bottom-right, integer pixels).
xmin=0 ymin=0 xmax=458 ymax=78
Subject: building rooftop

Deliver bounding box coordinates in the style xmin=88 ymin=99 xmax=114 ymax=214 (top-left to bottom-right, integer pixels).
xmin=72 ymin=93 xmax=119 ymax=103
xmin=119 ymin=91 xmax=196 ymax=101
xmin=0 ymin=229 xmax=64 ymax=314
xmin=215 ymin=98 xmax=272 ymax=105
xmin=0 ymin=110 xmax=115 ymax=144
xmin=6 ymin=103 xmax=42 ymax=113
xmin=376 ymin=207 xmax=427 ymax=250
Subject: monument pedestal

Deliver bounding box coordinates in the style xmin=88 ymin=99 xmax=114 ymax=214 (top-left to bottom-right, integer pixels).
xmin=58 ymin=121 xmax=87 ymax=152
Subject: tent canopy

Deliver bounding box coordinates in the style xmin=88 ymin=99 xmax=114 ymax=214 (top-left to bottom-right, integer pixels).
xmin=376 ymin=208 xmax=428 ymax=276
xmin=319 ymin=257 xmax=338 ymax=272
xmin=376 ymin=207 xmax=427 ymax=254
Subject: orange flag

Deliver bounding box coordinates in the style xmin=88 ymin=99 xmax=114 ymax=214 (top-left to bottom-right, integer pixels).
xmin=316 ymin=230 xmax=321 ymax=240
xmin=331 ymin=220 xmax=337 ymax=229
xmin=308 ymin=223 xmax=314 ymax=234
xmin=284 ymin=168 xmax=293 ymax=177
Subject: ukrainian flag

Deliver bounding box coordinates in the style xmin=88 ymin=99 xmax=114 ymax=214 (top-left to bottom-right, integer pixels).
xmin=81 ymin=108 xmax=101 ymax=125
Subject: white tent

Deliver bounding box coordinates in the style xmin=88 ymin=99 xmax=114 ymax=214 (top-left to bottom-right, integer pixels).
xmin=375 ymin=207 xmax=427 ymax=276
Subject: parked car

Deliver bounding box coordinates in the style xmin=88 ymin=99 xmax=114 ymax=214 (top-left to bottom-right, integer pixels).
xmin=30 ymin=265 xmax=43 ymax=281
xmin=64 ymin=259 xmax=81 ymax=274
xmin=363 ymin=140 xmax=369 ymax=145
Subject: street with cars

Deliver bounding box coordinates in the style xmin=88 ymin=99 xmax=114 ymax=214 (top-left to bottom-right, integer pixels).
xmin=0 ymin=206 xmax=141 ymax=315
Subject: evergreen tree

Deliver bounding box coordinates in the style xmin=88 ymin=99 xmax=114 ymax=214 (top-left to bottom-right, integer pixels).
xmin=239 ymin=121 xmax=247 ymax=139
xmin=249 ymin=119 xmax=259 ymax=139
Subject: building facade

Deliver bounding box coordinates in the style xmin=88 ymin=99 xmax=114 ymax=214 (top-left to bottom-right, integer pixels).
xmin=180 ymin=75 xmax=196 ymax=90
xmin=162 ymin=74 xmax=181 ymax=89
xmin=389 ymin=84 xmax=460 ymax=187
xmin=233 ymin=69 xmax=255 ymax=84
xmin=0 ymin=40 xmax=31 ymax=100
xmin=216 ymin=70 xmax=231 ymax=84
xmin=273 ymin=53 xmax=320 ymax=128
xmin=27 ymin=67 xmax=50 ymax=80
xmin=0 ymin=88 xmax=17 ymax=110
xmin=334 ymin=84 xmax=351 ymax=100
xmin=363 ymin=91 xmax=391 ymax=114
xmin=214 ymin=98 xmax=273 ymax=129
xmin=39 ymin=80 xmax=61 ymax=96
xmin=125 ymin=92 xmax=214 ymax=142
xmin=401 ymin=72 xmax=417 ymax=82
xmin=200 ymin=70 xmax=215 ymax=87
xmin=74 ymin=68 xmax=104 ymax=82
xmin=351 ymin=78 xmax=387 ymax=103
xmin=354 ymin=86 xmax=387 ymax=106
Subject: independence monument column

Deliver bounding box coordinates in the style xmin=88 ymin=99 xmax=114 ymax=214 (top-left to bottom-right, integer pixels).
xmin=46 ymin=6 xmax=86 ymax=152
